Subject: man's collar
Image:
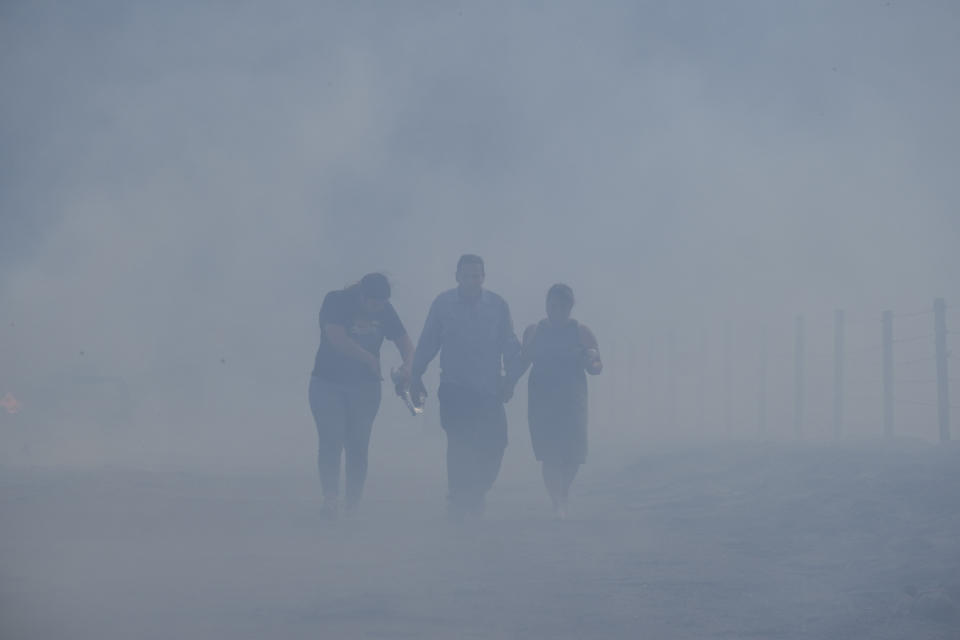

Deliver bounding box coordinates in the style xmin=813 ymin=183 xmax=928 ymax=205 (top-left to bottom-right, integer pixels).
xmin=457 ymin=287 xmax=484 ymax=303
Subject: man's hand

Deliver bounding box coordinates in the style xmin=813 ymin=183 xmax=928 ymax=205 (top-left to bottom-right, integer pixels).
xmin=409 ymin=376 xmax=427 ymax=407
xmin=394 ymin=364 xmax=411 ymax=388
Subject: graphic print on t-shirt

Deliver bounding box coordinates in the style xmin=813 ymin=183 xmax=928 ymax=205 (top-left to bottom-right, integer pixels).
xmin=349 ymin=317 xmax=385 ymax=354
xmin=311 ymin=286 xmax=407 ymax=383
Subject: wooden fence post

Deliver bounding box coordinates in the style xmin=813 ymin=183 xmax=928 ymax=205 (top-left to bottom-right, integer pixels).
xmin=724 ymin=323 xmax=733 ymax=434
xmin=882 ymin=310 xmax=894 ymax=438
xmin=934 ymin=298 xmax=951 ymax=442
xmin=697 ymin=331 xmax=707 ymax=433
xmin=759 ymin=327 xmax=768 ymax=436
xmin=833 ymin=309 xmax=845 ymax=439
xmin=666 ymin=330 xmax=677 ymax=432
xmin=793 ymin=315 xmax=805 ymax=438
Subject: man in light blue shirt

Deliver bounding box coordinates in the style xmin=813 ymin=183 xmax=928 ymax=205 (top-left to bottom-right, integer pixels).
xmin=411 ymin=254 xmax=522 ymax=520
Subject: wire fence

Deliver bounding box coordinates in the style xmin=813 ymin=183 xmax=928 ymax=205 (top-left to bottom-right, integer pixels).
xmin=596 ymin=297 xmax=955 ymax=444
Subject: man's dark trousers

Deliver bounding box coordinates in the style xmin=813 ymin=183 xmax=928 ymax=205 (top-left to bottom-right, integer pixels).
xmin=438 ymin=383 xmax=507 ymax=515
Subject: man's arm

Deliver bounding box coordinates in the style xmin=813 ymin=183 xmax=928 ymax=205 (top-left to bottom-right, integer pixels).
xmin=408 ymin=298 xmax=442 ymax=404
xmin=499 ymin=301 xmax=524 ymax=399
xmin=411 ymin=298 xmax=442 ymax=380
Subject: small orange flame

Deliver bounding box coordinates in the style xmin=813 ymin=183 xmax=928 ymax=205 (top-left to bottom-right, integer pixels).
xmin=1 ymin=392 xmax=21 ymax=414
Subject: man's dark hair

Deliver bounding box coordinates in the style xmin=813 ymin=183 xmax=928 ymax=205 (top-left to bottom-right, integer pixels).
xmin=547 ymin=283 xmax=574 ymax=306
xmin=359 ymin=273 xmax=391 ymax=300
xmin=456 ymin=254 xmax=485 ymax=273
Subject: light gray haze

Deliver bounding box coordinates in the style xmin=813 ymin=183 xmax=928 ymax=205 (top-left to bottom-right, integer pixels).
xmin=2 ymin=2 xmax=959 ymax=639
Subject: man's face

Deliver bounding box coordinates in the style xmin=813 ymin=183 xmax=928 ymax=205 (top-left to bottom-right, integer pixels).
xmin=456 ymin=263 xmax=485 ymax=296
xmin=361 ymin=295 xmax=387 ymax=315
xmin=546 ymin=296 xmax=573 ymax=323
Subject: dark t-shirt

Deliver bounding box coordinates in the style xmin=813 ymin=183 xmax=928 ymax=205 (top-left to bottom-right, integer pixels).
xmin=311 ymin=286 xmax=406 ymax=384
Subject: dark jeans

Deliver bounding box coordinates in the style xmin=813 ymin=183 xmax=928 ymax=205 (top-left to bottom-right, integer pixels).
xmin=438 ymin=383 xmax=507 ymax=514
xmin=308 ymin=376 xmax=381 ymax=505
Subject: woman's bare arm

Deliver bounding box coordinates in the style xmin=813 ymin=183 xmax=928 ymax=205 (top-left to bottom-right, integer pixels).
xmin=324 ymin=323 xmax=380 ymax=378
xmin=579 ymin=324 xmax=603 ymax=374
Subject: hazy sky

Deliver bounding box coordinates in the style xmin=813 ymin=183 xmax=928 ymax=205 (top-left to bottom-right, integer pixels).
xmin=2 ymin=1 xmax=958 ymax=462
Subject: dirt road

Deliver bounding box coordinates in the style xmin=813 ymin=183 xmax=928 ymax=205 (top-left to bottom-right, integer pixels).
xmin=2 ymin=441 xmax=958 ymax=639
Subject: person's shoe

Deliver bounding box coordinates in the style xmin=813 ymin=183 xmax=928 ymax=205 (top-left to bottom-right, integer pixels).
xmin=319 ymin=497 xmax=340 ymax=522
xmin=446 ymin=498 xmax=467 ymax=524
xmin=343 ymin=497 xmax=360 ymax=517
xmin=551 ymin=497 xmax=568 ymax=520
xmin=466 ymin=495 xmax=486 ymax=519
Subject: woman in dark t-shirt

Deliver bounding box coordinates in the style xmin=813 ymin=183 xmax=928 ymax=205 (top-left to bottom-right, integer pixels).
xmin=520 ymin=284 xmax=602 ymax=519
xmin=309 ymin=273 xmax=414 ymax=519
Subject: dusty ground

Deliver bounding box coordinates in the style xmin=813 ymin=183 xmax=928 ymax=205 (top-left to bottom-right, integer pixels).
xmin=2 ymin=440 xmax=959 ymax=639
